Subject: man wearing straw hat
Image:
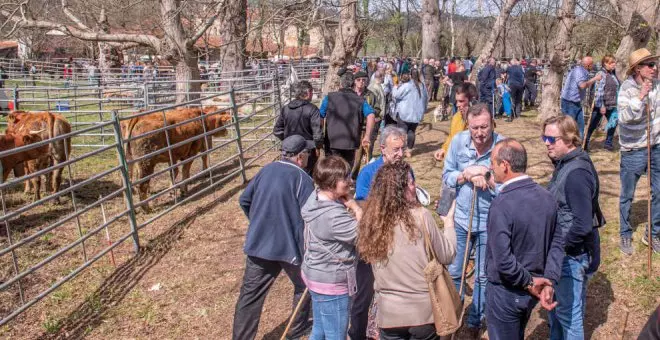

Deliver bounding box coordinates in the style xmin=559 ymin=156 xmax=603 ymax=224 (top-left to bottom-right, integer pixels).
xmin=442 ymin=103 xmax=505 ymax=338
xmin=617 ymin=48 xmax=660 ymax=256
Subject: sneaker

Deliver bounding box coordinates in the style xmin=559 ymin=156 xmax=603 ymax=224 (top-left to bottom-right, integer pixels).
xmin=620 ymin=237 xmax=633 ymax=256
xmin=642 ymin=234 xmax=660 ymax=254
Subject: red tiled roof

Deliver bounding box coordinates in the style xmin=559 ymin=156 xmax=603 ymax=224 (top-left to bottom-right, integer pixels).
xmin=0 ymin=41 xmax=18 ymax=50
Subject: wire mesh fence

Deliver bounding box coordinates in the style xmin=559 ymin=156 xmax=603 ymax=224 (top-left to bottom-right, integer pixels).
xmin=0 ymin=64 xmax=326 ymax=327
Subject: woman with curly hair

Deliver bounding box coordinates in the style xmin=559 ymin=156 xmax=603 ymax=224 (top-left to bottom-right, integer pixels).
xmin=357 ymin=162 xmax=457 ymax=339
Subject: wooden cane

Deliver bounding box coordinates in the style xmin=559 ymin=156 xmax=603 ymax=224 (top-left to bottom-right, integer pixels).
xmin=582 ymin=95 xmax=596 ymax=147
xmin=646 ymin=96 xmax=653 ymax=277
xmin=279 ymin=287 xmax=309 ymax=340
xmin=450 ymin=190 xmax=478 ymax=340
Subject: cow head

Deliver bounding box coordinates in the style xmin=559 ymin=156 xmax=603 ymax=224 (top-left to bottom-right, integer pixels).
xmin=6 ymin=111 xmax=26 ymax=133
xmin=204 ymin=108 xmax=232 ymax=137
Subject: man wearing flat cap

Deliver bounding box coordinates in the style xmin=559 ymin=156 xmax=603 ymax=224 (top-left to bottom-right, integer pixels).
xmin=617 ymin=48 xmax=660 ymax=256
xmin=233 ymin=135 xmax=315 ymax=340
xmin=320 ymin=69 xmax=376 ymax=174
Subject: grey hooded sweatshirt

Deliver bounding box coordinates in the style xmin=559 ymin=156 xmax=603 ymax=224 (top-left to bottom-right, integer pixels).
xmin=301 ymin=191 xmax=358 ymax=285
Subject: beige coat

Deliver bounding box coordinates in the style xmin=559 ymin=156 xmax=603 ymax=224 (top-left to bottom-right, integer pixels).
xmin=372 ymin=207 xmax=457 ymax=328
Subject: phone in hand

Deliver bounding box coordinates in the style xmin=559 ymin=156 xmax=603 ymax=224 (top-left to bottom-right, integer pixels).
xmin=436 ymin=185 xmax=456 ymax=217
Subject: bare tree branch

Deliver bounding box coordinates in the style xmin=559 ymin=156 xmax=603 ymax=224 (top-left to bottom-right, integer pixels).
xmin=575 ymin=1 xmax=624 ymax=29
xmin=61 ymin=0 xmax=90 ymax=30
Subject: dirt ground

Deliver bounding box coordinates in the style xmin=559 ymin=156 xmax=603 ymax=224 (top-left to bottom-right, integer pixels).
xmin=4 ymin=104 xmax=660 ymax=339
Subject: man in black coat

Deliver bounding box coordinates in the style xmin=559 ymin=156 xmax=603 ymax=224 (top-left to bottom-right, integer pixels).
xmin=486 ymin=138 xmax=564 ymax=340
xmin=273 ymin=80 xmax=322 ymax=173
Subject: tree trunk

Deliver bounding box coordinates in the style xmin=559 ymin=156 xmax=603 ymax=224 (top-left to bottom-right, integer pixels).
xmin=175 ymin=51 xmax=201 ymax=102
xmin=538 ymin=0 xmax=577 ymax=121
xmin=422 ymin=0 xmax=442 ymax=59
xmin=450 ymin=0 xmax=456 ymax=56
xmin=468 ymin=0 xmax=520 ymax=82
xmin=322 ymin=0 xmax=362 ymax=94
xmin=613 ymin=0 xmax=658 ymax=80
xmin=219 ymin=0 xmax=248 ymax=73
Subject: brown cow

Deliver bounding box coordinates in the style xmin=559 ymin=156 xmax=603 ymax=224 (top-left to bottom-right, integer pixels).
xmin=122 ymin=106 xmax=231 ymax=211
xmin=6 ymin=111 xmax=73 ymax=202
xmin=0 ymin=133 xmax=49 ymax=189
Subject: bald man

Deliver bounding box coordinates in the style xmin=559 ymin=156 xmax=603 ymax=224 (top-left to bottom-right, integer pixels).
xmin=486 ymin=138 xmax=564 ymax=340
xmin=560 ymin=56 xmax=603 ymax=138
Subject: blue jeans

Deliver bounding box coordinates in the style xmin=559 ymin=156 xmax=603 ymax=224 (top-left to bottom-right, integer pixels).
xmin=619 ymin=147 xmax=660 ymax=238
xmin=309 ymin=291 xmax=350 ymax=340
xmin=584 ymin=107 xmax=616 ymax=149
xmin=502 ymin=93 xmax=512 ymax=117
xmin=561 ymin=99 xmax=584 ymax=138
xmin=486 ymin=283 xmax=537 ymax=340
xmin=448 ymin=227 xmax=487 ymax=328
xmin=549 ymin=254 xmax=590 ymax=340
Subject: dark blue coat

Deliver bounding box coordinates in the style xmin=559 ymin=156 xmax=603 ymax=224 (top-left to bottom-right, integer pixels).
xmin=239 ymin=159 xmax=314 ymax=265
xmin=486 ymin=177 xmax=564 ymax=288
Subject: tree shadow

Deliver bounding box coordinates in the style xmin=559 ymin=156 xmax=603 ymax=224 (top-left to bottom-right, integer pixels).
xmin=41 ymin=181 xmax=248 ymax=339
xmin=526 ymin=272 xmax=614 ymax=339
xmin=262 ymin=320 xmax=288 ymax=340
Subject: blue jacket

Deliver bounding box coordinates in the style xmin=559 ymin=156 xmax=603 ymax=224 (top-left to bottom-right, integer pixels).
xmin=486 ymin=177 xmax=564 ymax=288
xmin=393 ymin=81 xmax=428 ymax=123
xmin=507 ymin=65 xmax=525 ymax=87
xmin=239 ymin=159 xmax=314 ymax=265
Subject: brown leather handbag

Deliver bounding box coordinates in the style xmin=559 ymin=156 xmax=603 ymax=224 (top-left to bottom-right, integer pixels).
xmin=420 ymin=213 xmax=463 ymax=336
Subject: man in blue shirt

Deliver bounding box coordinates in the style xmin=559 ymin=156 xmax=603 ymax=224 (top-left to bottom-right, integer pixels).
xmin=233 ymin=135 xmax=315 ymax=340
xmin=506 ymin=58 xmax=525 ymax=120
xmin=349 ymin=125 xmax=407 ymax=339
xmin=319 ymin=70 xmax=376 ymax=169
xmin=442 ymin=103 xmax=504 ymax=337
xmin=560 ymin=56 xmax=602 ymax=138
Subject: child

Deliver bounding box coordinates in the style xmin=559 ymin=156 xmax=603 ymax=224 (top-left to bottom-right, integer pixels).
xmin=497 ymin=78 xmax=513 ymax=122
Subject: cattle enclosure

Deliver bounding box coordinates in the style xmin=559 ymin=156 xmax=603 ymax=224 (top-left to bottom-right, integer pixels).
xmin=0 ymin=62 xmax=329 ymax=329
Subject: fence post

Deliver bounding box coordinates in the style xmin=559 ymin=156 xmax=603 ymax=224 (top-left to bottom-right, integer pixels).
xmin=143 ymin=82 xmax=149 ymax=108
xmin=229 ymin=87 xmax=248 ymax=184
xmin=111 ymin=110 xmax=141 ymax=253
xmin=12 ymin=86 xmax=18 ymax=111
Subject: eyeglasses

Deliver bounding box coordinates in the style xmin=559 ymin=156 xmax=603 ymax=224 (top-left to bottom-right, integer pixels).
xmin=640 ymin=62 xmax=657 ymax=68
xmin=541 ymin=135 xmax=562 ymax=144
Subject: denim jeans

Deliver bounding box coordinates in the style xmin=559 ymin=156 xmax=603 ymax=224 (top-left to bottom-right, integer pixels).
xmin=309 ymin=291 xmax=350 ymax=340
xmin=549 ymin=253 xmax=590 ymax=340
xmin=486 ymin=282 xmax=537 ymax=340
xmin=619 ymin=147 xmax=660 ymax=238
xmin=584 ymin=107 xmax=616 ymax=150
xmin=561 ymin=99 xmax=584 ymax=138
xmin=448 ymin=227 xmax=487 ymax=328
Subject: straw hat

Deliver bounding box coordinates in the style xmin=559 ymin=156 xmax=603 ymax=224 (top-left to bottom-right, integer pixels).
xmin=626 ymin=48 xmax=659 ymax=76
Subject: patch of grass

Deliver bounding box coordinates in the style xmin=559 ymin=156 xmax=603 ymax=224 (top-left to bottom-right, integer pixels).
xmin=42 ymin=317 xmax=62 ymax=334
xmin=137 ymin=304 xmax=158 ymax=325
xmin=50 ymin=288 xmax=71 ymax=303
xmin=40 ymin=232 xmax=54 ymax=243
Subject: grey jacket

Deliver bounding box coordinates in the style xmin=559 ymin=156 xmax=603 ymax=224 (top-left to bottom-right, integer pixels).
xmin=301 ymin=191 xmax=358 ymax=284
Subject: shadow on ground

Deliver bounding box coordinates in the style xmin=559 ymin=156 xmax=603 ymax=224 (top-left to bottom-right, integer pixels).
xmin=40 ymin=181 xmax=248 ymax=339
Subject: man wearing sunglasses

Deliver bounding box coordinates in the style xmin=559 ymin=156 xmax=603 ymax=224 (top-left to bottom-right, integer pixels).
xmin=560 ymin=56 xmax=603 ymax=138
xmin=617 ymin=48 xmax=660 ymax=256
xmin=542 ymin=115 xmax=605 ymax=340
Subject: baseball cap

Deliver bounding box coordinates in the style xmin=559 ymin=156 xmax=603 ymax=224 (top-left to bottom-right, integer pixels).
xmin=354 ymin=71 xmax=368 ymax=79
xmin=282 ymin=135 xmax=315 ymax=154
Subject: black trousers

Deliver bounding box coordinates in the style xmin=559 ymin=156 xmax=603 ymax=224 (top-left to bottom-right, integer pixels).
xmin=524 ymin=82 xmax=537 ymax=106
xmin=432 ymin=82 xmax=440 ymax=101
xmin=348 ymin=259 xmax=375 ymax=340
xmin=396 ymin=118 xmax=419 ymax=149
xmin=509 ymin=84 xmax=524 ymax=117
xmin=380 ymin=324 xmax=438 ymax=340
xmin=327 ymin=148 xmax=357 ymax=168
xmin=485 ymin=282 xmax=537 ymax=340
xmin=232 ymin=256 xmax=311 ymax=340
xmin=305 ymin=149 xmax=318 ymax=175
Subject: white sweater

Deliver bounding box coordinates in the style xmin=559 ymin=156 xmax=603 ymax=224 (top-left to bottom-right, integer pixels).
xmin=617 ymin=77 xmax=660 ymax=151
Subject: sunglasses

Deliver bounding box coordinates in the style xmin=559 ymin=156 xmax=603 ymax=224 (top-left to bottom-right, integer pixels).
xmin=640 ymin=62 xmax=657 ymax=68
xmin=541 ymin=135 xmax=561 ymax=144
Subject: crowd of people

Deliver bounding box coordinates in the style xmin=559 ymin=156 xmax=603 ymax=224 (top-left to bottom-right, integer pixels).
xmin=231 ymin=47 xmax=660 ymax=340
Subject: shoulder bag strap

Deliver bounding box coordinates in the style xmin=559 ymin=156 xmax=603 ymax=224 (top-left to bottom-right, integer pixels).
xmin=418 ymin=209 xmax=438 ymax=263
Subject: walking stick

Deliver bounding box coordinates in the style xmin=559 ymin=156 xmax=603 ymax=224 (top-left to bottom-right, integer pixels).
xmin=646 ymin=96 xmax=653 ymax=277
xmin=279 ymin=287 xmax=309 ymax=340
xmin=582 ymin=95 xmax=596 ymax=147
xmin=451 ymin=190 xmax=478 ymax=340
